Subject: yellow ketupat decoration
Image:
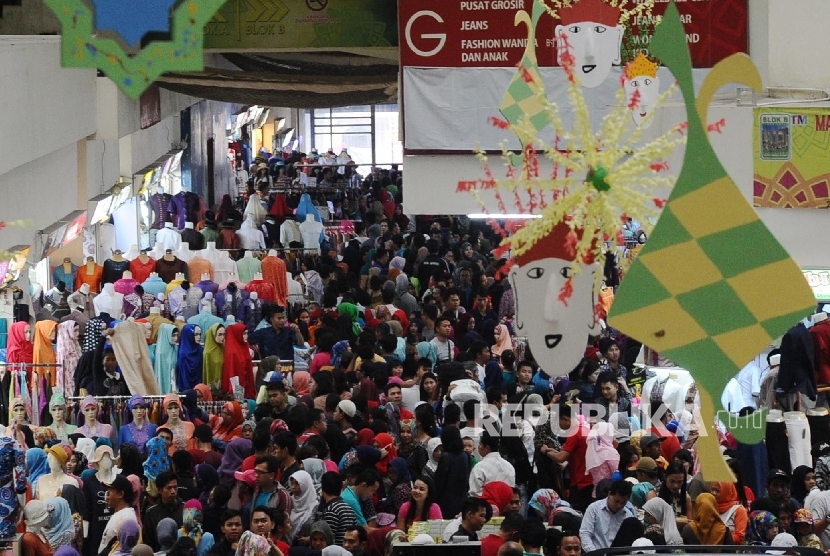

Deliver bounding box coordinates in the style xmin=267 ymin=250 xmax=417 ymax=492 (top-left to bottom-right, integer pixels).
xmin=608 ymin=2 xmax=816 ymax=481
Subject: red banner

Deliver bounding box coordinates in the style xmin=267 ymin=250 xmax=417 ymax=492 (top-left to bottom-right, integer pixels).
xmin=400 ymin=0 xmax=747 ymax=69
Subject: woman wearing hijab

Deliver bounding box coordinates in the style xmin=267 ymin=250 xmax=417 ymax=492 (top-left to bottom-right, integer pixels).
xmin=745 ymin=510 xmax=780 ymax=546
xmin=383 ymin=458 xmax=412 ymax=514
xmin=292 ymin=371 xmax=311 ymax=398
xmin=143 ymin=436 xmax=171 ymax=485
xmin=110 ymin=519 xmax=141 ymax=556
xmin=711 ymin=481 xmax=748 ymax=543
xmin=176 ymin=325 xmax=203 ymax=391
xmin=195 ymin=464 xmax=220 ymax=506
xmin=154 ymin=324 xmax=179 ymax=394
xmin=236 ymin=531 xmax=276 ymax=556
xmin=397 ymin=420 xmax=427 ymax=478
xmin=157 ymin=518 xmax=179 ymax=554
xmin=482 ymin=482 xmax=514 ymax=517
xmin=212 ymin=401 xmax=244 ymax=443
xmin=416 ymin=342 xmax=438 ymax=371
xmin=423 ymin=438 xmax=442 ymax=481
xmin=179 ymin=499 xmax=215 ymax=556
xmin=218 ymin=438 xmax=252 ymax=488
xmin=287 ymin=470 xmax=318 ymax=543
xmin=222 ymin=323 xmax=255 ymax=399
xmin=125 ymin=475 xmax=143 ymax=528
xmin=27 ymin=448 xmax=50 ymax=497
xmin=434 ymin=426 xmax=471 ymax=519
xmin=372 ymin=432 xmax=397 ymax=476
xmin=43 ymin=497 xmax=75 ymax=549
xmin=642 ymin=497 xmax=683 ymax=545
xmin=490 ymin=324 xmax=513 ymax=358
xmin=611 ymin=517 xmax=645 ymax=547
xmin=681 ymin=493 xmax=733 ymax=545
xmin=56 ymin=322 xmax=82 ymax=399
xmin=202 ymin=324 xmax=225 ymax=391
xmin=7 ymin=321 xmax=34 ymax=364
xmin=791 ymin=465 xmax=815 ymax=505
xmin=336 ymin=302 xmax=362 ymax=338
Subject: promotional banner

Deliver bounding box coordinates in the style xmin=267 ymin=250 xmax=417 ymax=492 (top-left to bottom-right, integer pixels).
xmin=204 ymin=0 xmax=397 ymax=51
xmin=401 ymin=0 xmax=748 ymax=153
xmin=754 ymin=107 xmax=830 ymax=209
xmin=804 ymin=269 xmax=830 ymax=302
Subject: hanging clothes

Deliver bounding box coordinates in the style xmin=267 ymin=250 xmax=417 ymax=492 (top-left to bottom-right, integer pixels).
xmin=75 ymin=264 xmax=104 ymax=293
xmin=33 ymin=321 xmax=58 ymax=387
xmin=56 ymin=321 xmax=82 ymax=397
xmin=102 ymin=259 xmax=131 ymax=285
xmin=6 ymin=322 xmax=33 ymax=365
xmin=177 ymin=325 xmax=204 ymax=390
xmin=261 ymin=256 xmax=288 ymax=306
xmin=129 ymin=256 xmax=157 ymax=284
xmin=223 ymin=323 xmax=254 ymax=399
xmin=154 ymin=324 xmax=179 ymax=394
xmin=110 ymin=320 xmax=161 ymax=395
xmin=202 ymin=324 xmax=225 ymax=389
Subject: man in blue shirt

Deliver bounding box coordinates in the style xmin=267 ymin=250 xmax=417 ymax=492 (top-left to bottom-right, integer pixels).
xmin=341 ymin=468 xmax=381 ymax=527
xmin=579 ymin=480 xmax=636 ymax=551
xmin=249 ymin=304 xmax=304 ymax=360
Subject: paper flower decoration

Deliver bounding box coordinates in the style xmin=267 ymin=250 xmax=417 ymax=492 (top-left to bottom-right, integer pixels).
xmin=461 ymin=24 xmax=685 ymax=300
xmin=42 ymin=0 xmax=227 ymax=98
xmin=608 ymin=2 xmax=816 ymax=481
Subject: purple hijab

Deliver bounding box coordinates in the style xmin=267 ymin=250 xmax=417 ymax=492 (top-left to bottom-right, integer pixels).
xmin=219 ymin=438 xmax=252 ymax=487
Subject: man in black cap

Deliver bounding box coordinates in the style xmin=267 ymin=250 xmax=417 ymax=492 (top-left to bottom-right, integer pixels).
xmin=640 ymin=433 xmax=667 ymax=469
xmin=99 ymin=475 xmax=136 ymax=554
xmin=752 ymin=469 xmax=802 ymax=511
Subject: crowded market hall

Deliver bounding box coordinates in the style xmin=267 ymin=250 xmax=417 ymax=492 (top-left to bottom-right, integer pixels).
xmin=3 ymin=1 xmax=830 ymax=556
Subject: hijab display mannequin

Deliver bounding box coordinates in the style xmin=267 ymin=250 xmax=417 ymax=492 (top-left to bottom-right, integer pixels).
xmin=47 ymin=399 xmax=77 ymax=442
xmin=165 ymin=397 xmax=195 ymax=453
xmin=76 ymin=256 xmax=103 ymax=293
xmin=78 ymin=401 xmax=113 ymax=442
xmin=36 ymin=449 xmax=79 ymax=500
xmin=299 ymin=213 xmax=323 ymax=255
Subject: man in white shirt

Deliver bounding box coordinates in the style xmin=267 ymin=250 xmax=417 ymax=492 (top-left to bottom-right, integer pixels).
xmin=99 ymin=474 xmax=138 ymax=553
xmin=429 ymin=316 xmax=455 ymax=362
xmin=469 ymin=432 xmax=516 ymax=496
xmin=579 ymin=480 xmax=636 ymax=551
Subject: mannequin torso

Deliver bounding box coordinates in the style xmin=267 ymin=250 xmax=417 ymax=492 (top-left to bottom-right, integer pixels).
xmin=36 ymin=454 xmax=79 ymax=500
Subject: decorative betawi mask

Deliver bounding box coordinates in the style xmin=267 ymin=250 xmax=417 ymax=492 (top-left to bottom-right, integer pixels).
xmin=624 ymin=53 xmax=661 ymax=127
xmin=555 ymin=0 xmax=624 ymax=88
xmin=509 ymin=222 xmax=599 ymax=377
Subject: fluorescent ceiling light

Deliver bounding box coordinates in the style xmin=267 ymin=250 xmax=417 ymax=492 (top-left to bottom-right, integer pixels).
xmin=467 ymin=213 xmax=542 ymax=220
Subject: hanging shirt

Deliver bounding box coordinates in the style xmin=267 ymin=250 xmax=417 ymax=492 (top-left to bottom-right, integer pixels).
xmin=141 ymin=276 xmax=168 ymax=298
xmin=245 ymin=280 xmax=276 ymax=303
xmin=129 ymin=257 xmax=157 ymax=284
xmin=156 ymin=257 xmax=188 ymax=284
xmin=102 ymin=259 xmax=130 ymax=285
xmin=187 ymin=256 xmax=214 ymax=282
xmin=156 ymin=227 xmax=182 ymax=252
xmin=75 ymin=264 xmax=104 ymax=293
xmin=261 ymin=256 xmax=288 ymax=306
xmin=149 ymin=193 xmax=173 ymax=230
xmin=236 ymin=257 xmax=263 ymax=284
xmin=113 ymin=277 xmax=139 ymax=296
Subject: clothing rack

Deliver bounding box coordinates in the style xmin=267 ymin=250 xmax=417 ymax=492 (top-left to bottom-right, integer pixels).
xmin=66 ymin=394 xmax=179 ymax=402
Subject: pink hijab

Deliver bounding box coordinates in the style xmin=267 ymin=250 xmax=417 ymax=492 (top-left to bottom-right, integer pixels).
xmin=293 ymin=371 xmax=311 ymax=397
xmin=586 ymin=422 xmax=621 ymax=491
xmin=491 ymin=324 xmax=513 ymax=356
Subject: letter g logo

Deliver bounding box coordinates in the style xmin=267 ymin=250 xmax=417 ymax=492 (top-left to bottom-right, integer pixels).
xmin=405 ymin=10 xmax=446 ymax=57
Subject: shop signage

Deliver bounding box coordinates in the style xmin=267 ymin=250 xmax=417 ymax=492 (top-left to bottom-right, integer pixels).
xmin=803 ymin=269 xmax=830 ymax=302
xmin=754 ymin=107 xmax=830 ymax=209
xmin=203 ymin=0 xmax=397 ymax=51
xmin=0 ymin=246 xmax=30 ymax=291
xmin=399 ymin=0 xmax=747 ymax=69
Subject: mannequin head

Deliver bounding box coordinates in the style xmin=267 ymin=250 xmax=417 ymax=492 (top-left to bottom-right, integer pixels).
xmin=92 ymin=446 xmax=115 ymax=474
xmin=130 ymin=395 xmax=147 ymax=424
xmin=12 ymin=399 xmax=27 ymax=423
xmin=47 ymin=453 xmax=63 ymax=474
xmin=49 ymin=402 xmax=65 ymax=424
xmin=215 ymin=326 xmax=226 ymax=345
xmin=167 ymin=401 xmax=181 ymax=422
xmin=82 ymin=396 xmax=98 ymax=424
xmin=194 ymin=326 xmax=202 ymax=345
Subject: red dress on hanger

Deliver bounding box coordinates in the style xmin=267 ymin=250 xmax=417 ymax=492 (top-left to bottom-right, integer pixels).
xmin=244 ymin=279 xmax=276 ymax=303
